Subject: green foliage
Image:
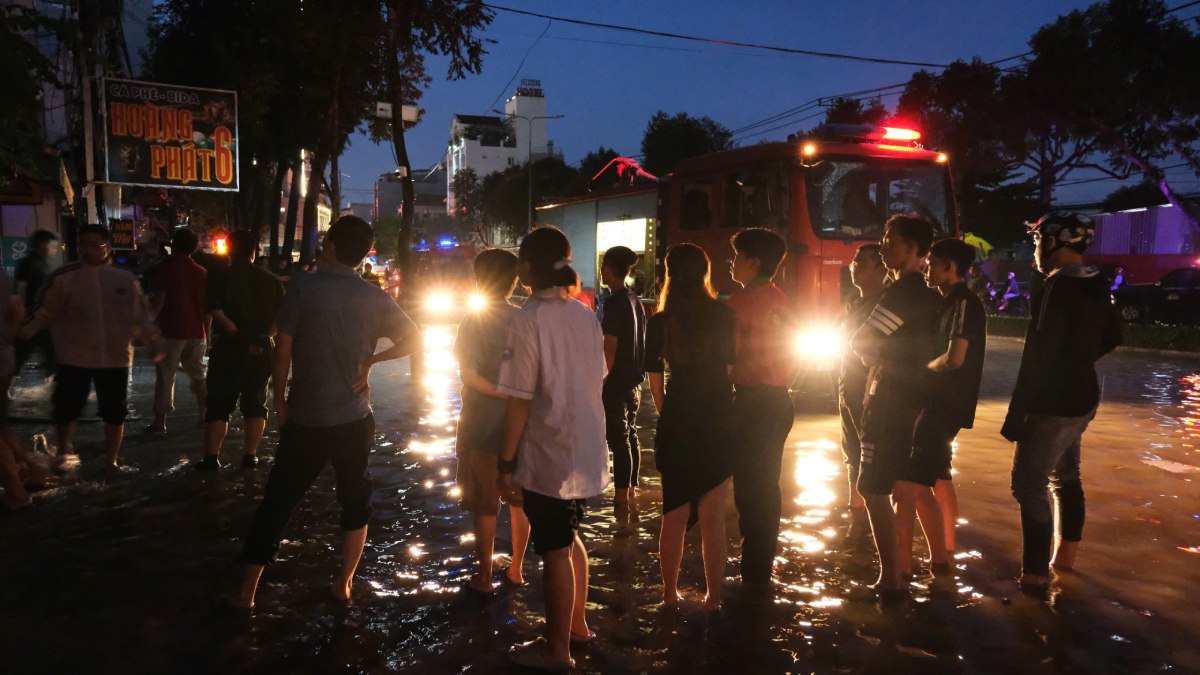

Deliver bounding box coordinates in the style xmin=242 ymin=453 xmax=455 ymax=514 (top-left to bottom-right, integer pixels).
xmin=1100 ymin=180 xmax=1169 ymax=212
xmin=579 ymin=146 xmax=620 ymax=183
xmin=640 ymin=111 xmax=733 ymax=176
xmin=0 ymin=6 xmax=69 ymax=185
xmin=823 ymin=97 xmax=889 ymax=126
xmin=372 ymin=214 xmax=402 ymax=257
xmin=987 ymin=315 xmax=1200 ymax=351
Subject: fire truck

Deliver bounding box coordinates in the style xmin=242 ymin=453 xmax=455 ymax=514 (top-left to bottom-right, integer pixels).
xmin=538 ymin=124 xmax=959 ymax=386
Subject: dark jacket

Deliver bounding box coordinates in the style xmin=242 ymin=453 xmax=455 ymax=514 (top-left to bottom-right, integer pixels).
xmin=1007 ymin=264 xmax=1121 ymax=421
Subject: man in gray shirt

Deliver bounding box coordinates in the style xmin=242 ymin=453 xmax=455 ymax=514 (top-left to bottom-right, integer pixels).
xmin=229 ymin=216 xmax=421 ymax=609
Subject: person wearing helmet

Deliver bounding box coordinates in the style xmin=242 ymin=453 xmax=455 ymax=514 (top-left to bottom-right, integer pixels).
xmin=1002 ymin=212 xmax=1121 ymax=594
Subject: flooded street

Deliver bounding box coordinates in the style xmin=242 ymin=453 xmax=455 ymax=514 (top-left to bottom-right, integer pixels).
xmin=1 ymin=329 xmax=1198 ymax=674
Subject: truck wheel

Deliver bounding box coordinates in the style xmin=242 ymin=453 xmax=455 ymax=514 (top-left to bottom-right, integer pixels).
xmin=1116 ymin=303 xmax=1144 ymax=322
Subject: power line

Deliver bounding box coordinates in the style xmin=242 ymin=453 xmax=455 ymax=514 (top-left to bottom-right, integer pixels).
xmin=481 ymin=18 xmax=550 ymax=114
xmin=484 ymin=3 xmax=952 ymax=68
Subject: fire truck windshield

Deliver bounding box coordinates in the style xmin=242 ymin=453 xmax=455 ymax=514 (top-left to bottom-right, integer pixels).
xmin=806 ymin=158 xmax=952 ymax=241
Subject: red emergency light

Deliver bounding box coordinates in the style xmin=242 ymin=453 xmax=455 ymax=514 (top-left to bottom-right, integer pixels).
xmin=881 ymin=126 xmax=921 ymax=141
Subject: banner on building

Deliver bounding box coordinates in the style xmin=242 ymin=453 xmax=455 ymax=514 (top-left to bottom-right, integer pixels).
xmin=102 ymin=78 xmax=239 ymax=192
xmin=109 ymin=219 xmax=136 ymax=250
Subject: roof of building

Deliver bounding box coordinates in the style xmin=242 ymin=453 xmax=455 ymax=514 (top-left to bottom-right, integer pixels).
xmin=452 ymin=114 xmax=504 ymax=127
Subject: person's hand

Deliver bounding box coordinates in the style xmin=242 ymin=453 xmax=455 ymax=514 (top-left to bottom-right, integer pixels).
xmin=274 ymin=397 xmax=289 ymax=429
xmin=1001 ymin=410 xmax=1026 ymax=443
xmin=496 ymin=471 xmax=516 ymax=500
xmin=927 ymin=354 xmax=949 ymax=372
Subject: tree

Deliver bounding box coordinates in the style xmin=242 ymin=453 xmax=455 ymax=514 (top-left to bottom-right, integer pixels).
xmin=477 ymin=157 xmax=587 ymax=243
xmin=640 ymin=111 xmax=733 ymax=176
xmin=1025 ymin=0 xmax=1200 ymax=228
xmin=0 ymin=6 xmax=68 ymax=187
xmin=1100 ymin=180 xmax=1169 ymax=212
xmin=822 ymin=97 xmax=889 ymax=126
xmin=372 ymin=0 xmax=492 ymax=277
xmin=579 ymin=146 xmax=619 ymax=183
xmin=450 ymin=167 xmax=486 ymax=243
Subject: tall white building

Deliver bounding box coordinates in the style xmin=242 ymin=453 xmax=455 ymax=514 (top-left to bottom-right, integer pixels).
xmin=445 ymin=79 xmax=561 ymax=213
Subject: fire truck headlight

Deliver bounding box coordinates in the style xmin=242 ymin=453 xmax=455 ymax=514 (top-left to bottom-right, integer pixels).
xmin=424 ymin=291 xmax=453 ymax=314
xmin=794 ymin=326 xmax=842 ymax=362
xmin=467 ymin=292 xmax=488 ymax=312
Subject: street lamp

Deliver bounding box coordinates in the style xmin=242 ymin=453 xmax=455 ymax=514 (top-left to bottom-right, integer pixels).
xmin=493 ymin=109 xmax=564 ymax=231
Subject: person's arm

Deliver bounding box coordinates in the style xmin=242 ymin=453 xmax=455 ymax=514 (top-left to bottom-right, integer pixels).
xmin=648 ymin=371 xmax=665 ymax=413
xmin=850 ymin=323 xmax=885 ymax=367
xmin=351 ymin=296 xmax=423 ymax=396
xmin=495 ymin=397 xmax=532 ymax=498
xmin=460 ymin=364 xmax=507 ymax=398
xmin=272 ymin=333 xmax=293 ymax=428
xmin=928 ymin=337 xmax=969 ymax=372
xmin=603 ymin=335 xmax=618 ymax=372
xmin=493 ymin=314 xmax=539 ymax=498
xmin=211 ymin=308 xmax=238 ymax=335
xmin=18 ymin=274 xmax=63 ymax=339
xmin=131 ymin=282 xmax=165 ymax=361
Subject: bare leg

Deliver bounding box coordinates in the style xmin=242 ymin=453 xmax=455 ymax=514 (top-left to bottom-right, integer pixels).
xmin=864 ymin=493 xmax=901 ymax=589
xmin=659 ymin=503 xmax=688 ymax=606
xmin=508 ymin=505 xmax=530 ymax=585
xmin=0 ymin=436 xmax=32 ymax=509
xmin=469 ymin=513 xmax=497 ymax=592
xmin=1051 ymin=540 xmax=1079 ymax=572
xmin=230 ymin=564 xmax=265 ymax=608
xmin=204 ymin=420 xmax=229 ymax=459
xmin=934 ymin=479 xmax=959 ymax=554
xmin=893 ymin=481 xmax=918 ymax=576
xmin=541 ymin=545 xmax=576 ymax=665
xmin=104 ymin=423 xmax=124 ymax=468
xmin=56 ymin=422 xmax=77 ymax=455
xmin=332 ymin=525 xmax=368 ymax=601
xmin=913 ymin=486 xmax=948 ymax=566
xmin=568 ymin=535 xmax=591 ymax=637
xmin=698 ymin=481 xmax=729 ymax=611
xmin=148 ymin=413 xmax=167 ymax=433
xmin=243 ymin=417 xmax=267 ymax=457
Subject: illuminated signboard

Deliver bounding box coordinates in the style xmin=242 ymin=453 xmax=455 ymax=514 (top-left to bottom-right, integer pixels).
xmin=597 ymin=218 xmax=650 ymax=254
xmin=102 ymin=78 xmax=239 ymax=191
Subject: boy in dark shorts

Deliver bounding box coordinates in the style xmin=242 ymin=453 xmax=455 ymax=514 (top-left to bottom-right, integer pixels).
xmin=599 ymin=246 xmax=646 ymax=510
xmin=728 ymin=228 xmax=798 ymax=588
xmin=894 ymin=239 xmax=987 ymax=580
xmin=455 ymin=249 xmax=531 ymax=593
xmin=850 ymin=215 xmax=941 ymax=603
xmin=838 ymin=244 xmax=887 ymax=551
xmin=198 ymin=231 xmax=285 ymax=470
xmin=228 ymin=217 xmax=421 ymax=609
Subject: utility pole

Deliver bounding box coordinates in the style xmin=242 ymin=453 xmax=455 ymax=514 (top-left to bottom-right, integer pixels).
xmin=494 ymin=109 xmax=563 ymax=232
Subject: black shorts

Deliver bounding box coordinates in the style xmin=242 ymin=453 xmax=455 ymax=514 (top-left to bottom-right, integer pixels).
xmin=52 ymin=365 xmax=129 ymax=425
xmin=857 ymin=388 xmax=921 ymax=497
xmin=522 ymin=488 xmax=584 ymax=556
xmin=205 ymin=338 xmax=272 ymax=422
xmin=901 ymin=410 xmax=959 ymax=487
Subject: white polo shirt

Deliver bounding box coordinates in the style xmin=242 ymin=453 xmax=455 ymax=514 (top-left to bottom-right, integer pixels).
xmin=497 ymin=288 xmax=611 ymax=500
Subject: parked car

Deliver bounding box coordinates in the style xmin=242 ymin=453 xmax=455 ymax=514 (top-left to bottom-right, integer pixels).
xmin=1112 ymin=267 xmax=1200 ymax=324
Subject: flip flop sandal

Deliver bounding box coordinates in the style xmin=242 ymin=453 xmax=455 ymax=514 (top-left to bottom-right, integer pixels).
xmin=508 ymin=637 xmax=574 ymax=672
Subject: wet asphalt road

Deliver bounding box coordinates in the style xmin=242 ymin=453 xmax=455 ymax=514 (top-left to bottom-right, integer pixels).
xmin=0 ymin=328 xmax=1198 ymax=674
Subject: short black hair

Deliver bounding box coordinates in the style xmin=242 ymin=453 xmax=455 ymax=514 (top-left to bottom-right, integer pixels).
xmin=229 ymin=231 xmax=259 ymax=260
xmin=473 ymin=248 xmax=519 ymax=297
xmin=928 ymin=239 xmax=976 ymax=277
xmin=518 ymin=226 xmax=575 ymax=290
xmin=854 ymin=243 xmax=883 ymax=266
xmin=78 ymin=224 xmax=112 ymax=242
xmin=883 ymin=214 xmax=934 ymax=257
xmin=602 ymin=246 xmax=639 ymax=277
xmin=31 ymin=230 xmax=58 ymax=247
xmin=730 ymin=228 xmax=787 ymax=280
xmin=325 ymin=216 xmax=374 ymax=266
xmin=171 ymin=228 xmax=199 ymax=255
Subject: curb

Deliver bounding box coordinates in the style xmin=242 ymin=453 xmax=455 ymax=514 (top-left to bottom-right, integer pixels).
xmin=988 ymin=334 xmax=1200 ymax=359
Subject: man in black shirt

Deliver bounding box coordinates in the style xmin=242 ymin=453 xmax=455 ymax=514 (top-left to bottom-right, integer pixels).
xmin=838 ymin=243 xmax=887 ymax=550
xmin=1003 ymin=212 xmax=1120 ymax=592
xmin=599 ymin=246 xmax=646 ymax=510
xmin=197 ymin=231 xmax=285 ymax=470
xmin=895 ymin=239 xmax=987 ymax=580
xmin=851 ymin=215 xmax=942 ymax=603
xmin=14 ymin=229 xmax=58 ymax=374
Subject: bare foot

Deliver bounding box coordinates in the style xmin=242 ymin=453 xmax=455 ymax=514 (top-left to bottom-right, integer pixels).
xmin=145 ymin=425 xmax=167 ymax=435
xmin=4 ymin=492 xmax=33 ymax=511
xmin=1051 ymin=541 xmax=1079 ymax=572
xmin=465 ymin=573 xmax=494 ymax=594
xmin=330 ymin=577 xmax=353 ymax=603
xmin=224 ymin=592 xmax=254 ymax=610
xmin=502 ymin=566 xmax=526 ymax=586
xmin=662 ymin=590 xmax=680 ymax=608
xmin=704 ymin=594 xmax=722 ymax=613
xmin=1018 ymin=573 xmax=1052 ymax=590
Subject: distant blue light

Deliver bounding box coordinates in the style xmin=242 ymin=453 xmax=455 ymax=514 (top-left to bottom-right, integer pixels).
xmin=437 ymin=238 xmax=454 ymax=249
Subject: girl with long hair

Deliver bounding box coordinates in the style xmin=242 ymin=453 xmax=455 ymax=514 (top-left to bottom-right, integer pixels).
xmin=644 ymin=243 xmax=736 ymax=611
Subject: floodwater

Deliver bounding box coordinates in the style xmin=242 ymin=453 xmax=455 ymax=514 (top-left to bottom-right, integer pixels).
xmin=1 ymin=331 xmax=1198 ymax=674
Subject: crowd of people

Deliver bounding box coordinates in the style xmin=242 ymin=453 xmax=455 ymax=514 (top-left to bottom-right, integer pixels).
xmin=0 ymin=210 xmax=1120 ymax=672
